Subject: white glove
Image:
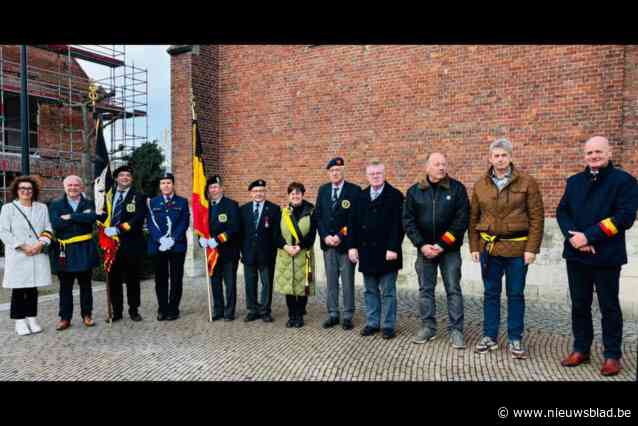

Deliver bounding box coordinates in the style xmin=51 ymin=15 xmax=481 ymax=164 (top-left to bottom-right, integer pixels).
xmin=158 ymin=236 xmax=174 ymax=252
xmin=207 ymin=238 xmax=218 ymax=249
xmin=199 ymin=237 xmax=208 ymax=248
xmin=104 ymin=227 xmax=119 ymax=237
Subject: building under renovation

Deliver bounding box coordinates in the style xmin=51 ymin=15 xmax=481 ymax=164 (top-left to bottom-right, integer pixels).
xmin=0 ymin=45 xmax=148 ymax=201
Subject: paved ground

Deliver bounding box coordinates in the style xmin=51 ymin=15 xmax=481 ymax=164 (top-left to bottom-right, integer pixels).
xmin=0 ymin=277 xmax=635 ymax=381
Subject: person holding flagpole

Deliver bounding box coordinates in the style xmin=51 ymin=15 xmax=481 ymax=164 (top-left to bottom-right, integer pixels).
xmin=147 ymin=173 xmax=190 ymax=321
xmin=199 ymin=175 xmax=241 ymax=321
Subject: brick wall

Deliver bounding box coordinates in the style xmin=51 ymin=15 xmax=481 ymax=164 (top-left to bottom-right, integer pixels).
xmin=171 ymin=45 xmax=638 ymax=215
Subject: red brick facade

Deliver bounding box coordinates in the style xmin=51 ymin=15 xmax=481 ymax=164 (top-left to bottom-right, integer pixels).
xmin=170 ymin=45 xmax=638 ymax=216
xmin=1 ymin=45 xmax=90 ymax=201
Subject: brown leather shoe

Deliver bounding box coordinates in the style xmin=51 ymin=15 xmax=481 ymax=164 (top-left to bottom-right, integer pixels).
xmin=600 ymin=358 xmax=621 ymax=376
xmin=560 ymin=351 xmax=590 ymax=367
xmin=56 ymin=320 xmax=71 ymax=331
xmin=83 ymin=316 xmax=95 ymax=327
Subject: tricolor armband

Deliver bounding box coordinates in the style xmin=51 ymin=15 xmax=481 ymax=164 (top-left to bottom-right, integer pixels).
xmin=217 ymin=232 xmax=228 ymax=243
xmin=40 ymin=231 xmax=55 ymax=241
xmin=118 ymin=222 xmax=131 ymax=232
xmin=339 ymin=226 xmax=348 ymax=236
xmin=441 ymin=231 xmax=456 ymax=246
xmin=598 ymin=218 xmax=619 ymax=237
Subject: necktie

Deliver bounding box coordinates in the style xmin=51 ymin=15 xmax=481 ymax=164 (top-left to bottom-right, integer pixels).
xmin=253 ymin=203 xmax=260 ymax=230
xmin=112 ymin=191 xmax=125 ymax=225
xmin=371 ymin=189 xmax=379 ymax=201
xmin=331 ymin=187 xmax=338 ymax=209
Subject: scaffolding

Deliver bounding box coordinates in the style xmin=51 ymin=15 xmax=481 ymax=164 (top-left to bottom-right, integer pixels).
xmin=0 ymin=45 xmax=148 ymax=201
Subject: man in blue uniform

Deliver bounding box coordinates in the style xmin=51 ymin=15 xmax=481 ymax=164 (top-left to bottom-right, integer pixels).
xmin=557 ymin=136 xmax=638 ymax=376
xmin=147 ymin=173 xmax=190 ymax=321
xmin=315 ymin=157 xmax=361 ymax=330
xmin=49 ymin=175 xmax=105 ymax=331
xmin=199 ymin=175 xmax=241 ymax=321
xmin=104 ymin=165 xmax=147 ymax=322
xmin=239 ymin=179 xmax=281 ymax=322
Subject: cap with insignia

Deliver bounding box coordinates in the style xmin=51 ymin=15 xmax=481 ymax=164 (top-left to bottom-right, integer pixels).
xmin=326 ymin=157 xmax=345 ymax=170
xmin=248 ymin=179 xmax=266 ymax=191
xmin=206 ymin=174 xmax=223 ymax=187
xmin=159 ymin=172 xmax=175 ymax=183
xmin=113 ymin=164 xmax=133 ymax=178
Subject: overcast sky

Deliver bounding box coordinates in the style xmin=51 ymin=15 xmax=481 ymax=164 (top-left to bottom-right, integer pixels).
xmin=77 ymin=45 xmax=172 ymax=168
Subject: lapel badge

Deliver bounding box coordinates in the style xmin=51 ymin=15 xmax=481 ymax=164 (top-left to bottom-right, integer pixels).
xmin=219 ymin=213 xmax=228 ymax=223
xmin=341 ymin=199 xmax=351 ymax=209
xmin=126 ymin=203 xmax=136 ymax=213
xmin=446 ymin=195 xmax=452 ymax=200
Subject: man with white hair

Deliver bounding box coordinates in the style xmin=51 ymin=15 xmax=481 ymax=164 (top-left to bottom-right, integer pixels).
xmin=556 ymin=136 xmax=638 ymax=376
xmin=469 ymin=138 xmax=544 ymax=359
xmin=403 ymin=152 xmax=470 ymax=349
xmin=49 ymin=175 xmax=105 ymax=330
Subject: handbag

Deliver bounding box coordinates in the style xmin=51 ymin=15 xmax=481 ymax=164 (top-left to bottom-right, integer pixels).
xmin=11 ymin=202 xmax=51 ymax=254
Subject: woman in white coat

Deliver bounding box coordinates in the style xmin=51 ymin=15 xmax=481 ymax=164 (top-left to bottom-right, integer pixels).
xmin=0 ymin=176 xmax=53 ymax=335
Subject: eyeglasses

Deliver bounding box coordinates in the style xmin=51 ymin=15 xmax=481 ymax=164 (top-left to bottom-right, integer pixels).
xmin=18 ymin=187 xmax=34 ymax=192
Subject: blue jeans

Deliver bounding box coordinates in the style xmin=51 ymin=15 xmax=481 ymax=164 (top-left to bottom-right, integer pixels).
xmin=363 ymin=272 xmax=398 ymax=330
xmin=416 ymin=250 xmax=464 ymax=333
xmin=480 ymin=254 xmax=528 ymax=341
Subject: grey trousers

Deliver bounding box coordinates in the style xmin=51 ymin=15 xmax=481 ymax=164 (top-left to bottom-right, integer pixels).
xmin=415 ymin=250 xmax=464 ymax=333
xmin=323 ymin=248 xmax=356 ymax=320
xmin=244 ymin=263 xmax=273 ymax=315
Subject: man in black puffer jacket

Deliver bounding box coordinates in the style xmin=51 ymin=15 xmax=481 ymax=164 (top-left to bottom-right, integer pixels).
xmin=403 ymin=152 xmax=470 ymax=349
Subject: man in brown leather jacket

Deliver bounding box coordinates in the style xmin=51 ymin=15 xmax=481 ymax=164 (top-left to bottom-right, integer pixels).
xmin=469 ymin=138 xmax=544 ymax=359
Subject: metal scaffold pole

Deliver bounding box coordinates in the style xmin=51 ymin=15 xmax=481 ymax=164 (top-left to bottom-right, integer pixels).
xmin=20 ymin=45 xmax=30 ymax=175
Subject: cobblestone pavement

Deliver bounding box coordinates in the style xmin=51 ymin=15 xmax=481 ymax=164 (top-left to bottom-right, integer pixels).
xmin=0 ymin=278 xmax=635 ymax=381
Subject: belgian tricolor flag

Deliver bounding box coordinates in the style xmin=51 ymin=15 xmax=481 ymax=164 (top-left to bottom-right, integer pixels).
xmin=93 ymin=117 xmax=118 ymax=273
xmin=192 ymin=113 xmax=218 ymax=276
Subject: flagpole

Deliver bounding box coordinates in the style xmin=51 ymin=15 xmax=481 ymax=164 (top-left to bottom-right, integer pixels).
xmin=192 ymin=94 xmax=213 ymax=322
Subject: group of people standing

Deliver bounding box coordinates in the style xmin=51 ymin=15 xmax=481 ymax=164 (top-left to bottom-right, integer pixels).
xmin=1 ymin=135 xmax=636 ymax=378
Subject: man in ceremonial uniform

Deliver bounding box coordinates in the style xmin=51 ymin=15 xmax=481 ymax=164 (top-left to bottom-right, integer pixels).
xmin=348 ymin=160 xmax=405 ymax=340
xmin=403 ymin=153 xmax=470 ymax=349
xmin=104 ymin=165 xmax=147 ymax=322
xmin=315 ymin=157 xmax=361 ymax=330
xmin=239 ymin=179 xmax=281 ymax=322
xmin=49 ymin=175 xmax=104 ymax=330
xmin=557 ymin=136 xmax=638 ymax=376
xmin=147 ymin=173 xmax=190 ymax=321
xmin=199 ymin=175 xmax=241 ymax=321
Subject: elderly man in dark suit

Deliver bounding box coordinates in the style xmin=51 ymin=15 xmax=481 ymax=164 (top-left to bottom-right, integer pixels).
xmin=239 ymin=179 xmax=281 ymax=322
xmin=315 ymin=157 xmax=361 ymax=330
xmin=348 ymin=160 xmax=405 ymax=340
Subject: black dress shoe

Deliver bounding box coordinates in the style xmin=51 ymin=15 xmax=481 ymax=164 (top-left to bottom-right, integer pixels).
xmin=286 ymin=319 xmax=295 ymax=328
xmin=261 ymin=314 xmax=274 ymax=323
xmin=157 ymin=313 xmax=168 ymax=321
xmin=108 ymin=314 xmax=123 ymax=323
xmin=244 ymin=313 xmax=259 ymax=322
xmin=211 ymin=315 xmax=223 ymax=321
xmin=166 ymin=314 xmax=179 ymax=321
xmin=342 ymin=319 xmax=354 ymax=330
xmin=130 ymin=313 xmax=143 ymax=322
xmin=224 ymin=316 xmax=235 ymax=322
xmin=294 ymin=318 xmax=304 ymax=328
xmin=360 ymin=326 xmax=380 ymax=337
xmin=382 ymin=328 xmax=396 ymax=340
xmin=322 ymin=317 xmax=340 ymax=329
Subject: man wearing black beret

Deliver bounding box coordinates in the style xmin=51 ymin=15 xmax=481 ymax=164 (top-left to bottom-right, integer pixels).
xmin=104 ymin=164 xmax=147 ymax=322
xmin=315 ymin=157 xmax=361 ymax=330
xmin=239 ymin=180 xmax=281 ymax=322
xmin=199 ymin=175 xmax=241 ymax=321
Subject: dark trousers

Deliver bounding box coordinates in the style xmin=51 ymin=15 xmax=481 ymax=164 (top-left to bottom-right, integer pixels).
xmin=210 ymin=259 xmax=238 ymax=319
xmin=566 ymin=261 xmax=623 ymax=360
xmin=154 ymin=251 xmax=186 ymax=316
xmin=10 ymin=288 xmax=38 ymax=319
xmin=109 ymin=252 xmax=142 ymax=316
xmin=285 ymin=295 xmax=308 ymax=319
xmin=58 ymin=271 xmax=93 ymax=321
xmin=244 ymin=263 xmax=273 ymax=316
